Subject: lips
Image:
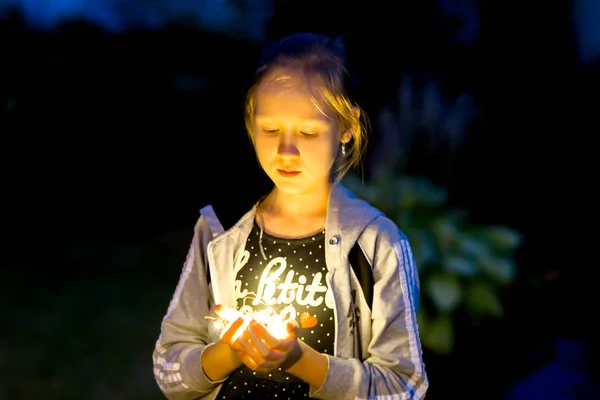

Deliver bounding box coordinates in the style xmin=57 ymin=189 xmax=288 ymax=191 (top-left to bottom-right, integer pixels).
xmin=277 ymin=169 xmax=300 ymax=178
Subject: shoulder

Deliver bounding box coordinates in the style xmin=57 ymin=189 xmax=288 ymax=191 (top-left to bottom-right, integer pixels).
xmin=332 ymin=182 xmax=411 ymax=248
xmin=357 ymin=214 xmax=412 ymax=267
xmin=335 ymin=183 xmax=406 ymax=241
xmin=202 ymin=201 xmax=254 ymax=232
xmin=197 ymin=191 xmax=264 ymax=234
xmin=368 ymin=214 xmax=409 ymax=243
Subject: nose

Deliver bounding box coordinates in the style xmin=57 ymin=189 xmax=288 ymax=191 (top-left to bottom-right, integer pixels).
xmin=277 ymin=135 xmax=299 ymax=160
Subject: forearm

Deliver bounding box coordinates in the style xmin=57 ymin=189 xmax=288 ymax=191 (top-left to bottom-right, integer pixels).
xmin=201 ymin=341 xmax=242 ymax=381
xmin=285 ymin=340 xmax=328 ymax=390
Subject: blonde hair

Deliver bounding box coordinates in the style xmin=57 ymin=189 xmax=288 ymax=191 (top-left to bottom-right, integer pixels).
xmin=244 ymin=33 xmax=369 ymax=181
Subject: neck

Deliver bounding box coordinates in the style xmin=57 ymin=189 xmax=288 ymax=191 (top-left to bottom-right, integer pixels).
xmin=262 ymin=184 xmax=333 ymax=219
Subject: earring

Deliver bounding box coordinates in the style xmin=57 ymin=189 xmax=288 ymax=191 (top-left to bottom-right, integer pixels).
xmin=341 ymin=142 xmax=347 ymax=156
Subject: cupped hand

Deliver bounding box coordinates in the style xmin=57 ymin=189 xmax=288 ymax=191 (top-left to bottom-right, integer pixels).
xmin=213 ymin=305 xmax=247 ymax=367
xmin=235 ymin=320 xmax=303 ymax=373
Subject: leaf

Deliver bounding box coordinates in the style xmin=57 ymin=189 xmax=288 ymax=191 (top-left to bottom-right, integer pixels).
xmin=457 ymin=235 xmax=491 ymax=259
xmin=479 ymin=226 xmax=522 ymax=253
xmin=425 ymin=273 xmax=463 ymax=312
xmin=442 ymin=255 xmax=478 ymax=278
xmin=398 ymin=176 xmax=447 ymax=208
xmin=416 ymin=306 xmax=430 ymax=333
xmin=421 ymin=312 xmax=454 ymax=355
xmin=466 ymin=281 xmax=503 ymax=318
xmin=442 ymin=209 xmax=469 ymax=225
xmin=479 ymin=257 xmax=517 ymax=284
xmin=393 ymin=210 xmax=414 ymax=227
xmin=404 ymin=229 xmax=438 ymax=269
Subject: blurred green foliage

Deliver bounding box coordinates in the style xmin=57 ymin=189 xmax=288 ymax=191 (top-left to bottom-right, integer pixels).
xmin=344 ymin=173 xmax=522 ymax=354
xmin=352 ymin=72 xmax=523 ymax=355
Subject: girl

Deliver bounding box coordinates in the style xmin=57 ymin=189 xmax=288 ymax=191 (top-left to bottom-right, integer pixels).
xmin=153 ymin=32 xmax=429 ymax=400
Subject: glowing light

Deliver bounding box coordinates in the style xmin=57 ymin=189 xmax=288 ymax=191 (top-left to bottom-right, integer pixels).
xmin=207 ymin=296 xmax=295 ymax=341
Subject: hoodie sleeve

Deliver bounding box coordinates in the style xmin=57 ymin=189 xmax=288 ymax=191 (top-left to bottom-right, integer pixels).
xmin=311 ymin=215 xmax=429 ymax=400
xmin=152 ymin=216 xmax=225 ymax=400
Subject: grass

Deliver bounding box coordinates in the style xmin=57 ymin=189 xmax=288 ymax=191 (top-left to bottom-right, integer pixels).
xmin=1 ymin=232 xmax=192 ymax=400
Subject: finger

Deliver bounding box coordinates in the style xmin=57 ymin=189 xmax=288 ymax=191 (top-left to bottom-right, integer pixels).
xmin=245 ymin=322 xmax=280 ymax=360
xmin=240 ymin=328 xmax=283 ymax=368
xmin=273 ymin=322 xmax=299 ymax=351
xmin=221 ymin=317 xmax=246 ymax=343
xmin=237 ymin=351 xmax=260 ymax=371
xmin=236 ymin=344 xmax=275 ymax=372
xmin=287 ymin=320 xmax=299 ymax=336
xmin=239 ymin=351 xmax=277 ymax=373
xmin=235 ymin=329 xmax=263 ymax=361
xmin=215 ymin=305 xmax=245 ymax=324
xmin=249 ymin=320 xmax=281 ymax=349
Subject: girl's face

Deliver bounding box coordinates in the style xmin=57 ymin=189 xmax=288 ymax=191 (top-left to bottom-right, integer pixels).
xmin=253 ymin=69 xmax=349 ymax=197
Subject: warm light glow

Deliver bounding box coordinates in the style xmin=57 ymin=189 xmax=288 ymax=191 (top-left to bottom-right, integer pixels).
xmin=208 ymin=301 xmax=294 ymax=341
xmin=215 ymin=306 xmax=251 ymax=342
xmin=216 ymin=305 xmax=292 ymax=340
xmin=206 ymin=269 xmax=301 ymax=341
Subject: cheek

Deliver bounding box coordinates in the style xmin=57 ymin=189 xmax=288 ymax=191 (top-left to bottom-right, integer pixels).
xmin=253 ymin=137 xmax=277 ymax=164
xmin=254 ymin=135 xmax=271 ymax=152
xmin=254 ymin=145 xmax=267 ymax=165
xmin=322 ymin=135 xmax=341 ymax=159
xmin=300 ymin=140 xmax=338 ymax=167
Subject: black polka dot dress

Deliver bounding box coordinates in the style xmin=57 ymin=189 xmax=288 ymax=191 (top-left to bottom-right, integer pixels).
xmin=216 ymin=223 xmax=335 ymax=399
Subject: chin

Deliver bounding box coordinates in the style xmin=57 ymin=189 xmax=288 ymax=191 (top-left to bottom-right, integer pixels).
xmin=271 ymin=179 xmax=305 ymax=195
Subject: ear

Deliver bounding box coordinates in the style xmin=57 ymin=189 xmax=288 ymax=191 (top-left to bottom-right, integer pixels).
xmin=341 ymin=106 xmax=361 ymax=144
xmin=341 ymin=130 xmax=352 ymax=144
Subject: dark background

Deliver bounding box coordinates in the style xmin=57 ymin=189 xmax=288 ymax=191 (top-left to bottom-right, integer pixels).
xmin=2 ymin=0 xmax=598 ymax=399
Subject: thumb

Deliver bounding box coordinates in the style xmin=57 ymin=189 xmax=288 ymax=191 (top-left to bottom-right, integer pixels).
xmin=286 ymin=320 xmax=299 ymax=334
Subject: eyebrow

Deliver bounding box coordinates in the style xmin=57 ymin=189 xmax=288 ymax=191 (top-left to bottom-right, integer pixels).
xmin=255 ymin=115 xmax=331 ymax=124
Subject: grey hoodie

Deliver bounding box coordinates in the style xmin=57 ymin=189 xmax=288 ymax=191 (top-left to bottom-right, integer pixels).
xmin=153 ymin=182 xmax=429 ymax=399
